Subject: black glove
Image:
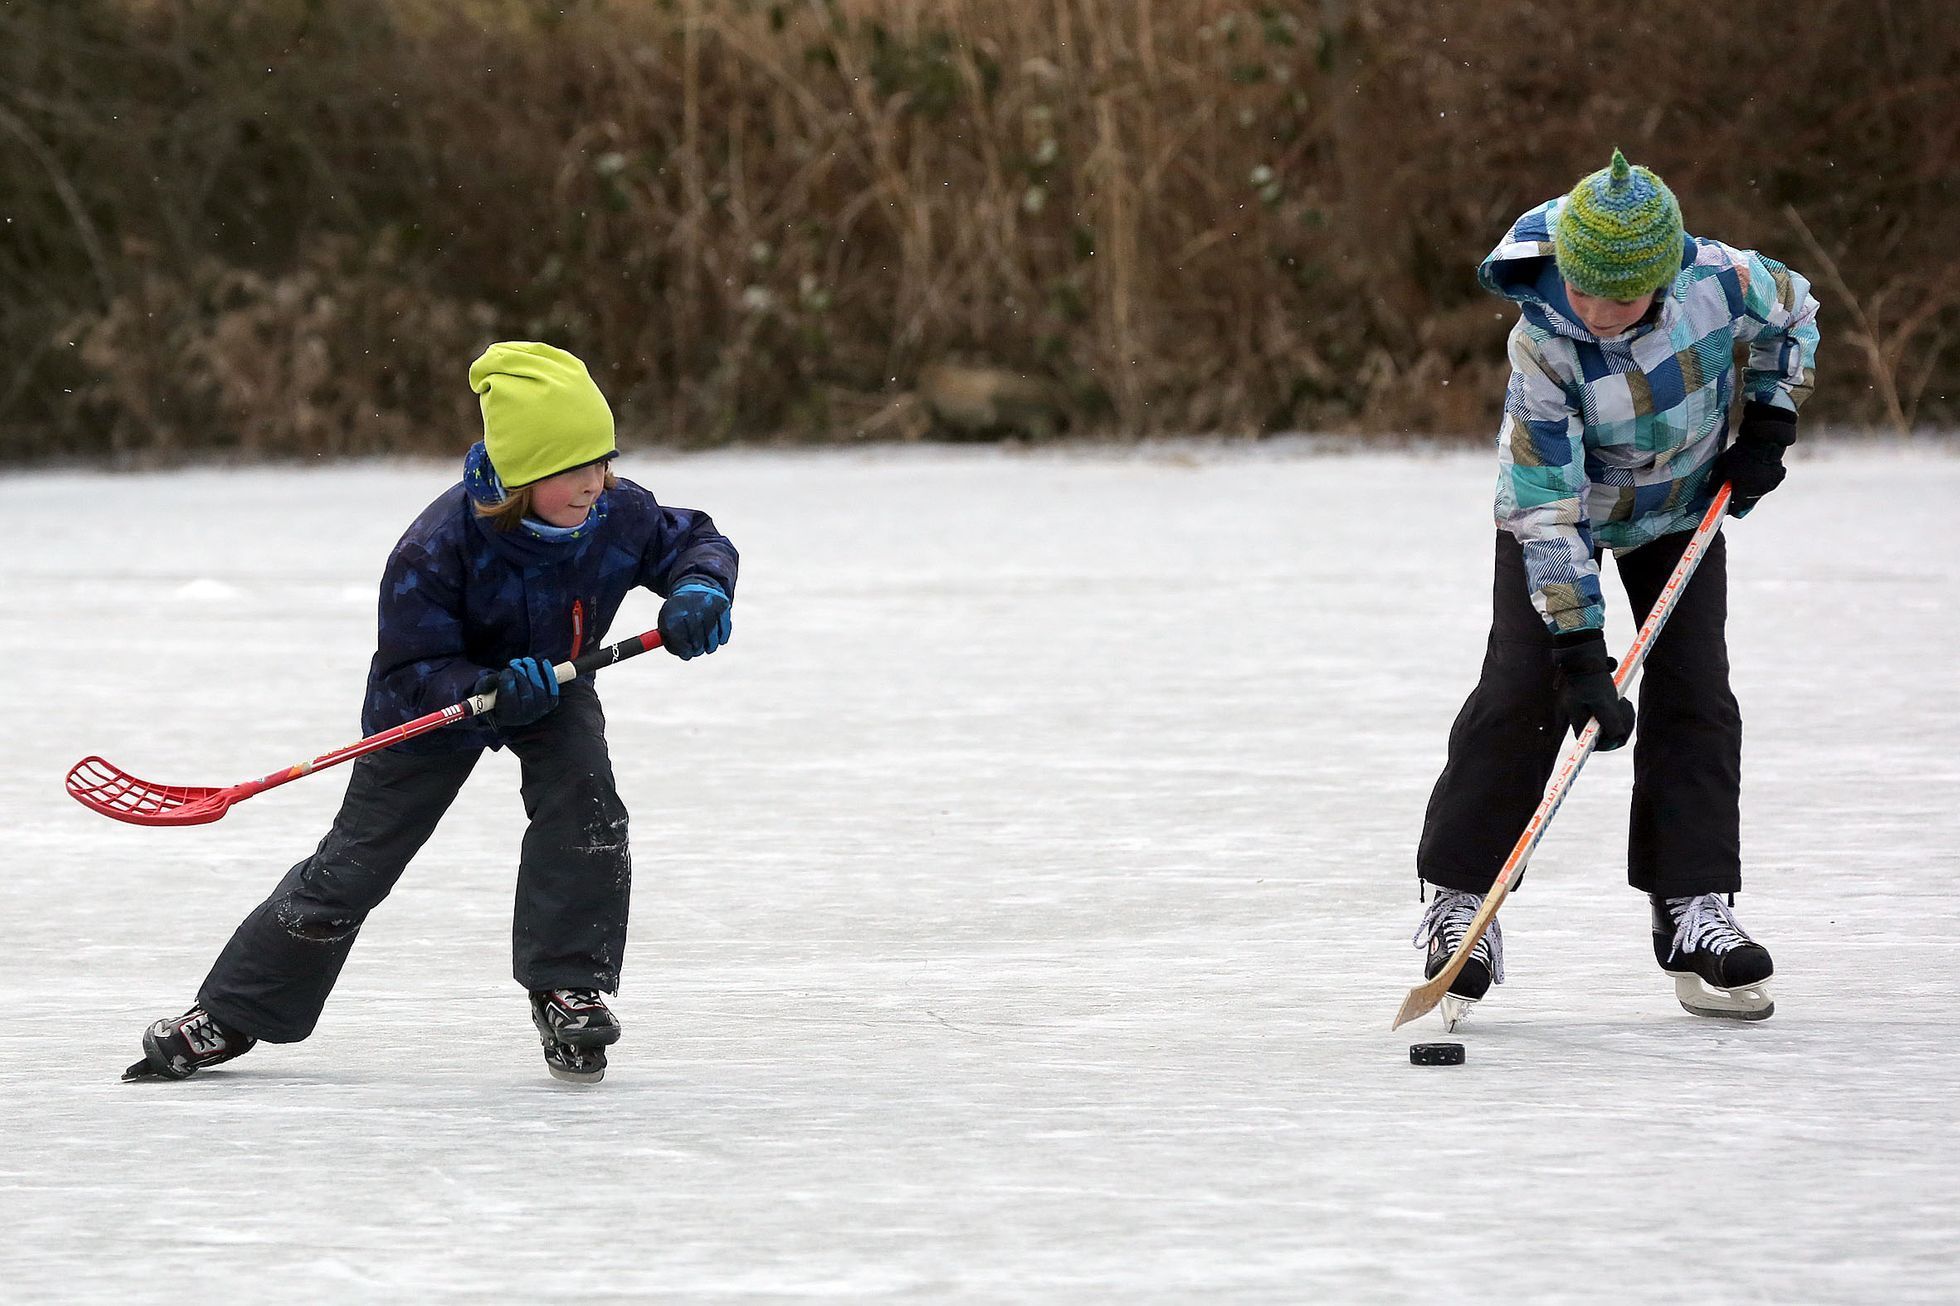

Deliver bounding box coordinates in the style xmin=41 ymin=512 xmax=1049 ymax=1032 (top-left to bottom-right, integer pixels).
xmin=1717 ymin=402 xmax=1796 ymax=516
xmin=1551 ymin=631 xmax=1635 ymax=752
xmin=472 ymin=656 xmax=561 ymax=728
xmin=658 ymin=581 xmax=732 ymax=660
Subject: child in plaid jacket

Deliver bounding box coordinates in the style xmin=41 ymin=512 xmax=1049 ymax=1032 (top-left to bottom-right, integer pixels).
xmin=1412 ymin=151 xmax=1819 ymax=1026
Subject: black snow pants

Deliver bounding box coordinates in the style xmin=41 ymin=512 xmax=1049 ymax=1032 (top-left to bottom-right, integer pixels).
xmin=199 ymin=682 xmax=631 ymax=1043
xmin=1416 ymin=528 xmax=1742 ymax=898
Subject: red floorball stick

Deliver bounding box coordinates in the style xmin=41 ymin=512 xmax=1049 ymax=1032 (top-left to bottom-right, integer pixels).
xmin=1391 ymin=483 xmax=1734 ymax=1030
xmin=67 ymin=628 xmax=665 ymax=828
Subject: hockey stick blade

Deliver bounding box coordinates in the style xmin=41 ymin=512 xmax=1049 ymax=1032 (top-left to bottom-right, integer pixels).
xmin=66 ymin=756 xmax=239 ymax=827
xmin=1392 ymin=880 xmax=1514 ymax=1030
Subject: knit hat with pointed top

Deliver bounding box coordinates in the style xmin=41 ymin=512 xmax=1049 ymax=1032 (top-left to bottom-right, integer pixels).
xmin=1552 ymin=149 xmax=1684 ymax=300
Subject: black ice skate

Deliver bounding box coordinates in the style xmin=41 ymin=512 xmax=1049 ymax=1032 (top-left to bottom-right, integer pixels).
xmin=1652 ymin=893 xmax=1774 ymax=1021
xmin=530 ymin=989 xmax=620 ymax=1083
xmin=1413 ymin=887 xmax=1504 ymax=1031
xmin=123 ymin=1004 xmax=257 ymax=1081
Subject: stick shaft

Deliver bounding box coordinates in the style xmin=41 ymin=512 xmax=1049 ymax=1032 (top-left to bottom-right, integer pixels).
xmin=1391 ymin=485 xmax=1732 ymax=1029
xmin=232 ymin=626 xmax=665 ymax=803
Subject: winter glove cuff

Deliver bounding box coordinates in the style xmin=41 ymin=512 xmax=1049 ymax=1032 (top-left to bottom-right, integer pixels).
xmin=1720 ymin=406 xmax=1793 ymax=516
xmin=1550 ymin=629 xmax=1613 ymax=675
xmin=1738 ymin=401 xmax=1798 ymax=449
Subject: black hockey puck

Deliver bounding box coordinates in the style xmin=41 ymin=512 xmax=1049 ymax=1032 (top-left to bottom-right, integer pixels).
xmin=1409 ymin=1042 xmax=1465 ymax=1066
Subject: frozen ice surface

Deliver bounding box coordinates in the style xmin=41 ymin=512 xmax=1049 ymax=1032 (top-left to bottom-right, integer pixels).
xmin=3 ymin=440 xmax=1956 ymax=1303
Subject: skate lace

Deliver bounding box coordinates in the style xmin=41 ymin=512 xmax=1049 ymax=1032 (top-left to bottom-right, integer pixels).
xmin=182 ymin=1007 xmax=219 ymax=1035
xmin=553 ymin=988 xmax=603 ymax=1007
xmin=1668 ymin=894 xmax=1755 ymax=957
xmin=176 ymin=1006 xmax=236 ymax=1056
xmin=1413 ymin=889 xmax=1505 ymax=984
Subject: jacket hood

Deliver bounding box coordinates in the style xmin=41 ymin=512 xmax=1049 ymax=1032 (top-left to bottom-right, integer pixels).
xmin=1478 ymin=198 xmax=1697 ymax=343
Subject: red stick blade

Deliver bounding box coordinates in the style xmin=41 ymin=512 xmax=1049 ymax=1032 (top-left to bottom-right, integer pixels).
xmin=65 ymin=756 xmax=235 ymax=827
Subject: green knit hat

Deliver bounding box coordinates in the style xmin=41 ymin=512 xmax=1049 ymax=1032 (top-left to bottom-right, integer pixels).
xmin=1552 ymin=149 xmax=1684 ymax=300
xmin=468 ymin=341 xmax=616 ymax=488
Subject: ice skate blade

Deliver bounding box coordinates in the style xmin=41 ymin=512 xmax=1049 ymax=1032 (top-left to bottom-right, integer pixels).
xmin=540 ymin=1038 xmax=608 ymax=1083
xmin=1669 ymin=971 xmax=1774 ymax=1021
xmin=121 ymin=1058 xmax=161 ymax=1082
xmin=1439 ymin=993 xmax=1478 ymax=1032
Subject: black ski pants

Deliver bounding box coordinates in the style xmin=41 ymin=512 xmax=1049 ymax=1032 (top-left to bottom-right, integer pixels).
xmin=1416 ymin=528 xmax=1742 ymax=898
xmin=199 ymin=683 xmax=631 ymax=1043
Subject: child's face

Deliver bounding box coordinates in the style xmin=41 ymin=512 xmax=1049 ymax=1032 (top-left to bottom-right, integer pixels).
xmin=528 ymin=462 xmax=609 ymax=528
xmin=1563 ymin=282 xmax=1656 ymax=338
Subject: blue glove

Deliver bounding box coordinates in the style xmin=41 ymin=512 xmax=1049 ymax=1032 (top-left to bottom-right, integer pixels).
xmin=472 ymin=656 xmax=561 ymax=728
xmin=658 ymin=581 xmax=732 ymax=660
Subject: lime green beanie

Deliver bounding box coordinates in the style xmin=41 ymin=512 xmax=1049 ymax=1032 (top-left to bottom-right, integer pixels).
xmin=1552 ymin=149 xmax=1684 ymax=300
xmin=468 ymin=342 xmax=616 ymax=488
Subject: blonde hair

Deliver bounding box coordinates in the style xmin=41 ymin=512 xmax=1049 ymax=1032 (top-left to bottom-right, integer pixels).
xmin=473 ymin=467 xmax=619 ymax=531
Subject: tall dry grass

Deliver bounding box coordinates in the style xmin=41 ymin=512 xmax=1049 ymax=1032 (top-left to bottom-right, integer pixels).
xmin=1 ymin=0 xmax=1955 ymax=463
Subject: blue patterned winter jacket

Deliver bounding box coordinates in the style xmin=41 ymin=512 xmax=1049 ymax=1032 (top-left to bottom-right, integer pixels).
xmin=1482 ymin=199 xmax=1819 ymax=634
xmin=361 ymin=477 xmax=738 ymax=752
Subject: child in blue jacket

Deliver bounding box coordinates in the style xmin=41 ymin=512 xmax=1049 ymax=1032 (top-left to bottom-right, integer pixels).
xmin=128 ymin=342 xmax=738 ymax=1083
xmin=1413 ymin=151 xmax=1818 ymax=1027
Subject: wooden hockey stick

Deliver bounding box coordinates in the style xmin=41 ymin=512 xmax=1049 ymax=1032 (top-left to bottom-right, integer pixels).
xmin=1392 ymin=484 xmax=1733 ymax=1030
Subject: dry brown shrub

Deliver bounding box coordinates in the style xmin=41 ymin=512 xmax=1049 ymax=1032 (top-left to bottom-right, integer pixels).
xmin=2 ymin=0 xmax=1954 ymax=462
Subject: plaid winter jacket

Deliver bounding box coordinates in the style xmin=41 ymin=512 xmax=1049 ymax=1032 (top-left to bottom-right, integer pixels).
xmin=361 ymin=477 xmax=738 ymax=752
xmin=1481 ymin=199 xmax=1820 ymax=635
